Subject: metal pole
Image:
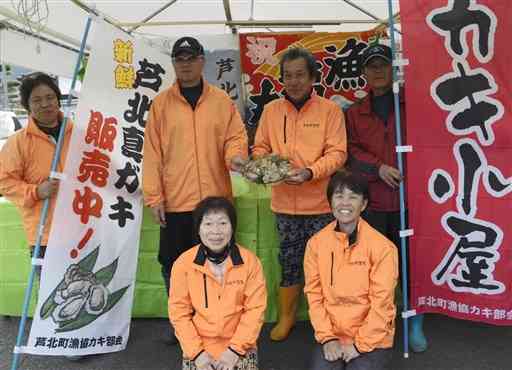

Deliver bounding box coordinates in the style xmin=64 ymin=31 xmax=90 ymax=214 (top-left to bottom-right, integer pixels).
xmin=340 ymin=0 xmax=402 ymax=35
xmin=69 ymin=0 xmax=127 ymax=35
xmin=0 ymin=25 xmax=9 ymax=110
xmin=127 ymin=0 xmax=179 ymax=34
xmin=0 ymin=5 xmax=86 ymax=50
xmin=386 ymin=0 xmax=410 ymax=359
xmin=116 ymin=19 xmax=379 ymax=27
xmin=0 ymin=62 xmax=9 ymax=110
xmin=1 ymin=20 xmax=83 ymax=54
xmin=342 ymin=0 xmax=385 ymax=21
xmin=250 ymin=0 xmax=256 ymax=21
xmin=10 ymin=14 xmax=93 ymax=370
xmin=223 ymin=0 xmax=238 ymax=34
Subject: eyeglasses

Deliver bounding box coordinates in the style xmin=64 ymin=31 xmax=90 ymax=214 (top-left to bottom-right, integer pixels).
xmin=29 ymin=94 xmax=58 ymax=107
xmin=172 ymin=55 xmax=202 ymax=64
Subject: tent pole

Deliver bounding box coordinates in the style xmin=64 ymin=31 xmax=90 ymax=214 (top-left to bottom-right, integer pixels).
xmin=372 ymin=12 xmax=402 ymax=35
xmin=341 ymin=0 xmax=386 ymax=22
xmin=0 ymin=5 xmax=86 ymax=49
xmin=69 ymin=0 xmax=128 ymax=35
xmin=223 ymin=0 xmax=237 ymax=34
xmin=116 ymin=19 xmax=382 ymax=27
xmin=127 ymin=0 xmax=179 ymax=34
xmin=0 ymin=60 xmax=10 ymax=111
xmin=250 ymin=0 xmax=256 ymax=21
xmin=340 ymin=0 xmax=402 ymax=35
xmin=1 ymin=19 xmax=82 ymax=54
xmin=10 ymin=14 xmax=93 ymax=370
xmin=386 ymin=0 xmax=410 ymax=360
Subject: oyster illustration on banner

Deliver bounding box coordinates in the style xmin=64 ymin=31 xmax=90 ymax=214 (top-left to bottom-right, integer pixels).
xmin=39 ymin=247 xmax=130 ymax=332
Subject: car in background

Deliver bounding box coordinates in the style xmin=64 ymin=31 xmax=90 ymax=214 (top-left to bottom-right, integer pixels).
xmin=0 ymin=111 xmax=25 ymax=150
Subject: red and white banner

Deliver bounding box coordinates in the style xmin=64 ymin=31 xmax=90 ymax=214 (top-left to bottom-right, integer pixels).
xmin=239 ymin=31 xmax=383 ymax=129
xmin=402 ymin=0 xmax=512 ymax=325
xmin=25 ymin=20 xmax=173 ymax=355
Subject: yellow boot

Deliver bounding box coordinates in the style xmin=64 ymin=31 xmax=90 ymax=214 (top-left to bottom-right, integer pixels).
xmin=270 ymin=285 xmax=301 ymax=341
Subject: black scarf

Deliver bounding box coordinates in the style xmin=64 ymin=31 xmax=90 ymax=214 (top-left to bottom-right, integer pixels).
xmin=201 ymin=239 xmax=234 ymax=265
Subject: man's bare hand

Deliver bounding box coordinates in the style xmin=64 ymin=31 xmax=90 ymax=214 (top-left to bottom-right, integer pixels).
xmin=378 ymin=164 xmax=402 ymax=189
xmin=150 ymin=204 xmax=166 ymax=227
xmin=230 ymin=156 xmax=248 ymax=173
xmin=285 ymin=168 xmax=312 ymax=185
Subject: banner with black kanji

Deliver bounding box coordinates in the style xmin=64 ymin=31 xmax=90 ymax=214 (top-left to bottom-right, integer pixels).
xmin=402 ymin=0 xmax=512 ymax=325
xmin=239 ymin=31 xmax=384 ymax=138
xmin=24 ymin=20 xmax=173 ymax=355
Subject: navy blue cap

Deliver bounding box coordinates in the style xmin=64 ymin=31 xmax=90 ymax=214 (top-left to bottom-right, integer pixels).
xmin=361 ymin=44 xmax=392 ymax=66
xmin=171 ymin=37 xmax=205 ymax=58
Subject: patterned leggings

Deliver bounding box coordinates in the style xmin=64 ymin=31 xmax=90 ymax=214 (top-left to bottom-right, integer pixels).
xmin=182 ymin=350 xmax=258 ymax=370
xmin=275 ymin=213 xmax=334 ymax=287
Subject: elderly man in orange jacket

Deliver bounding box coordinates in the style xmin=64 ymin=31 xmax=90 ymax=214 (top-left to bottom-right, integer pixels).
xmin=0 ymin=72 xmax=72 ymax=261
xmin=253 ymin=47 xmax=347 ymax=341
xmin=304 ymin=170 xmax=398 ymax=370
xmin=143 ymin=37 xmax=248 ymax=344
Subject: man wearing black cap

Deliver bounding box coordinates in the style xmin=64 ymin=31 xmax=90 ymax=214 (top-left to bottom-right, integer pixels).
xmin=143 ymin=37 xmax=248 ymax=345
xmin=345 ymin=43 xmax=428 ymax=353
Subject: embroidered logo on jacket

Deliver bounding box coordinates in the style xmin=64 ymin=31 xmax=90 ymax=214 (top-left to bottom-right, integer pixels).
xmin=304 ymin=123 xmax=320 ymax=128
xmin=225 ymin=279 xmax=245 ymax=286
xmin=348 ymin=261 xmax=367 ymax=266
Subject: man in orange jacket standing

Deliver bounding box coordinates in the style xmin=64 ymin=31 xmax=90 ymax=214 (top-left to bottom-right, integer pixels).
xmin=253 ymin=48 xmax=347 ymax=341
xmin=304 ymin=170 xmax=398 ymax=370
xmin=143 ymin=37 xmax=248 ymax=344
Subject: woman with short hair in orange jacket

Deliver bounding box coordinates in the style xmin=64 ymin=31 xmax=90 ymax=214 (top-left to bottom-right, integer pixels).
xmin=0 ymin=72 xmax=72 ymax=260
xmin=169 ymin=196 xmax=267 ymax=370
xmin=304 ymin=170 xmax=398 ymax=370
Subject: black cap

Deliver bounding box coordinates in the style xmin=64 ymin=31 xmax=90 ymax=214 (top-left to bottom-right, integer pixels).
xmin=171 ymin=37 xmax=205 ymax=58
xmin=361 ymin=44 xmax=392 ymax=66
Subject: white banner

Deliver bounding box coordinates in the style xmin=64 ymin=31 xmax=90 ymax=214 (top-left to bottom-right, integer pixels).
xmin=25 ymin=20 xmax=173 ymax=356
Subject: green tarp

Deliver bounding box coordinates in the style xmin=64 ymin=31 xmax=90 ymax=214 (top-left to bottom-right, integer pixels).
xmin=0 ymin=176 xmax=309 ymax=322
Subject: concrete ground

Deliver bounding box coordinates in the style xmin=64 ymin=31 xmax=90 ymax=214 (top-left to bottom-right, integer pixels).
xmin=1 ymin=314 xmax=510 ymax=370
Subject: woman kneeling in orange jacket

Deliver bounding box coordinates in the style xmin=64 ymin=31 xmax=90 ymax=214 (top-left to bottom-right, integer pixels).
xmin=304 ymin=170 xmax=398 ymax=370
xmin=169 ymin=196 xmax=267 ymax=370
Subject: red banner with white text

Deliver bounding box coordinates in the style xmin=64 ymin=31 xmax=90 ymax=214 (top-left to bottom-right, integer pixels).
xmin=402 ymin=0 xmax=512 ymax=325
xmin=239 ymin=31 xmax=383 ymax=131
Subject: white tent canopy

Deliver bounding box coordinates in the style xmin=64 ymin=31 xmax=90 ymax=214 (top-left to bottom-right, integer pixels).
xmin=0 ymin=0 xmax=400 ymax=77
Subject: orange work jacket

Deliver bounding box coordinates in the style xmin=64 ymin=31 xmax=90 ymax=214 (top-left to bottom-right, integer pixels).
xmin=304 ymin=219 xmax=398 ymax=353
xmin=143 ymin=80 xmax=248 ymax=212
xmin=0 ymin=116 xmax=72 ymax=246
xmin=253 ymin=95 xmax=346 ymax=214
xmin=169 ymin=243 xmax=267 ymax=360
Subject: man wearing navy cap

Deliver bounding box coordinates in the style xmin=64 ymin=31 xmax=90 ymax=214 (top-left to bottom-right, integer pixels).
xmin=345 ymin=43 xmax=428 ymax=353
xmin=143 ymin=37 xmax=248 ymax=345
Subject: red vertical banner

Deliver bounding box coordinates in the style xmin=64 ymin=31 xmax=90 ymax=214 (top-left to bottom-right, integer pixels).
xmin=401 ymin=0 xmax=512 ymax=325
xmin=239 ymin=31 xmax=382 ymax=132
